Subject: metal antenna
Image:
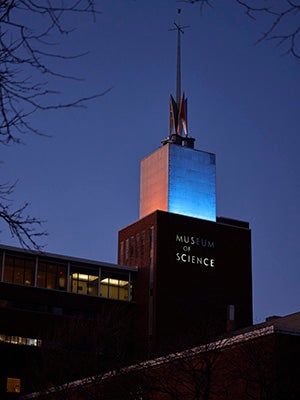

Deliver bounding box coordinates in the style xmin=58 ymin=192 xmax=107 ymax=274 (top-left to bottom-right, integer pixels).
xmin=169 ymin=9 xmax=190 ymax=107
xmin=163 ymin=8 xmax=193 ymax=144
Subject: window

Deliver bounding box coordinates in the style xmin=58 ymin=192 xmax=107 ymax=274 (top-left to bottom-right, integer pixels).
xmin=3 ymin=256 xmax=13 ymax=282
xmin=119 ymin=241 xmax=124 ymax=264
xmin=7 ymin=377 xmax=21 ymax=393
xmin=227 ymin=304 xmax=235 ymax=321
xmin=0 ymin=249 xmax=135 ymax=302
xmin=37 ymin=261 xmax=67 ymax=290
xmin=4 ymin=255 xmax=35 ymax=286
xmin=125 ymin=239 xmax=129 ymax=263
xmin=135 ymin=233 xmax=140 ymax=258
xmin=70 ymin=266 xmax=99 ymax=296
xmin=150 ymin=226 xmax=154 ymax=256
xmin=0 ymin=334 xmax=42 ymax=347
xmin=141 ymin=231 xmax=145 ymax=258
xmin=14 ymin=258 xmax=26 ymax=285
xmin=100 ymin=271 xmax=131 ymax=301
xmin=130 ymin=236 xmax=135 ymax=262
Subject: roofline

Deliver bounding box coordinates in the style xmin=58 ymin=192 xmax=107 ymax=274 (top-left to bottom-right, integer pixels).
xmin=22 ymin=320 xmax=300 ymax=399
xmin=0 ymin=243 xmax=138 ymax=273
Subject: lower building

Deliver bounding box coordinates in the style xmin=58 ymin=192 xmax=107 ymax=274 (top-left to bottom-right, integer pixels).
xmin=22 ymin=312 xmax=300 ymax=400
xmin=0 ymin=245 xmax=137 ymax=398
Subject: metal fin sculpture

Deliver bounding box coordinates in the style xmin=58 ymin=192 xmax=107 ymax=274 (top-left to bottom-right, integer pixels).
xmin=170 ymin=92 xmax=188 ymax=136
xmin=162 ymin=9 xmax=194 ymax=148
xmin=169 ymin=9 xmax=189 ymax=138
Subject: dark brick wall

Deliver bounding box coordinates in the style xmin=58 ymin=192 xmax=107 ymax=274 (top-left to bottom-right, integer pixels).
xmin=118 ymin=210 xmax=252 ymax=354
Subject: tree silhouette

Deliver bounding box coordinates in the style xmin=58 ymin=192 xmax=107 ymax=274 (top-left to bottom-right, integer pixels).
xmin=184 ymin=0 xmax=300 ymax=61
xmin=0 ymin=1 xmax=105 ymax=250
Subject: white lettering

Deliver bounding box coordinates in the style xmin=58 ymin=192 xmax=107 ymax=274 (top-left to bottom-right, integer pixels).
xmin=176 ymin=235 xmax=184 ymax=243
xmin=176 ymin=234 xmax=214 ymax=248
xmin=176 ymin=252 xmax=215 ymax=267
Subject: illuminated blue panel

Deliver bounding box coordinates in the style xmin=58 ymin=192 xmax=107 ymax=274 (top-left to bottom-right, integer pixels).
xmin=168 ymin=144 xmax=216 ymax=221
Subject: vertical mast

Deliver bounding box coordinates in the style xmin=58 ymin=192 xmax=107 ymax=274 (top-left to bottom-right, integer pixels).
xmin=176 ymin=9 xmax=182 ymax=108
xmin=166 ymin=9 xmax=190 ymax=141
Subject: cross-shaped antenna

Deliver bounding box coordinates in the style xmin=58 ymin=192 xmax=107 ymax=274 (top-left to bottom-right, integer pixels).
xmin=169 ymin=9 xmax=190 ymax=106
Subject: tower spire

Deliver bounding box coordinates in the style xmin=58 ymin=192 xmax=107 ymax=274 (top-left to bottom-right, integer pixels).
xmin=167 ymin=9 xmax=191 ymax=141
xmin=175 ymin=8 xmax=184 ymax=107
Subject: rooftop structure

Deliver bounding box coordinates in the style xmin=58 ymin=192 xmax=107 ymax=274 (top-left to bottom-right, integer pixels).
xmin=0 ymin=244 xmax=136 ymax=301
xmin=140 ymin=10 xmax=216 ymax=221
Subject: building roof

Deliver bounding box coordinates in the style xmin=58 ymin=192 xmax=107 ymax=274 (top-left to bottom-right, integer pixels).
xmin=22 ymin=311 xmax=300 ymax=399
xmin=0 ymin=243 xmax=138 ymax=273
xmin=229 ymin=311 xmax=300 ymax=338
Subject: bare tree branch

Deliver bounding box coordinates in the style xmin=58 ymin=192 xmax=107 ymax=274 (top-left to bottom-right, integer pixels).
xmin=236 ymin=0 xmax=300 ymax=59
xmin=0 ymin=0 xmax=103 ymax=144
xmin=184 ymin=0 xmax=300 ymax=60
xmin=178 ymin=0 xmax=213 ymax=14
xmin=0 ymin=1 xmax=105 ymax=250
xmin=0 ymin=181 xmax=47 ymax=250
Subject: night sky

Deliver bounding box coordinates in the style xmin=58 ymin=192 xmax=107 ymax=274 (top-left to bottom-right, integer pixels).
xmin=1 ymin=1 xmax=299 ymax=323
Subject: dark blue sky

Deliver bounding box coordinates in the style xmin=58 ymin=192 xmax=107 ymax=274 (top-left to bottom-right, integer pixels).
xmin=1 ymin=1 xmax=299 ymax=323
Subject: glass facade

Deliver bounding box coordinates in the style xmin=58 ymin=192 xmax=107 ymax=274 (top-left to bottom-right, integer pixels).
xmin=37 ymin=260 xmax=67 ymax=290
xmin=0 ymin=248 xmax=135 ymax=302
xmin=140 ymin=143 xmax=216 ymax=222
xmin=3 ymin=255 xmax=35 ymax=286
xmin=168 ymin=145 xmax=216 ymax=221
xmin=100 ymin=270 xmax=132 ymax=301
xmin=70 ymin=266 xmax=99 ymax=296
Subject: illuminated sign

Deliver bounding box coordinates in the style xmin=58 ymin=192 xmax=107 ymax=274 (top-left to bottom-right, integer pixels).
xmin=175 ymin=233 xmax=215 ymax=267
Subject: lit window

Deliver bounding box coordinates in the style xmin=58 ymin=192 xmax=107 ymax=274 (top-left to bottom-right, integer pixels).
xmin=28 ymin=338 xmax=40 ymax=346
xmin=7 ymin=377 xmax=21 ymax=393
xmin=100 ymin=278 xmax=128 ymax=287
xmin=100 ymin=273 xmax=131 ymax=301
xmin=11 ymin=336 xmax=19 ymax=345
xmin=0 ymin=334 xmax=42 ymax=347
xmin=70 ymin=269 xmax=99 ymax=296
